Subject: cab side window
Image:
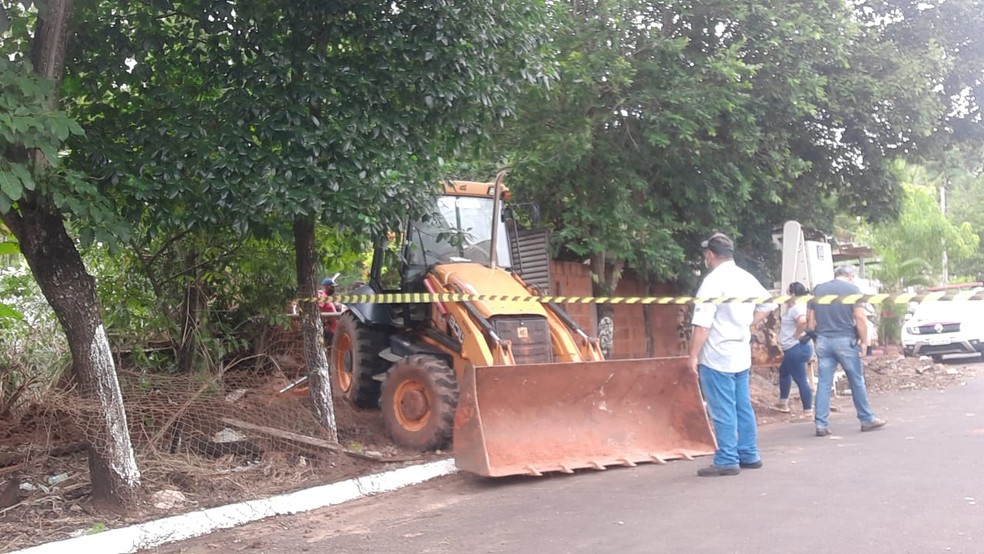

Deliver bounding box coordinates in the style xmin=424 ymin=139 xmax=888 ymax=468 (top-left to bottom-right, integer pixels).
xmin=377 ymin=232 xmax=404 ymax=291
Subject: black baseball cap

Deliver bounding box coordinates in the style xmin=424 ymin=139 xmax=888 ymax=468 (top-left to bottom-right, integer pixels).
xmin=701 ymin=232 xmax=735 ymax=255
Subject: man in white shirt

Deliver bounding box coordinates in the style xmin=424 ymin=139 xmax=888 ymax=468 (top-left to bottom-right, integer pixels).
xmin=689 ymin=233 xmax=777 ymax=476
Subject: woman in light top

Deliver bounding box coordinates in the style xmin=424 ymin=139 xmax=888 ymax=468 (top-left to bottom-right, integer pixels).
xmin=772 ymin=281 xmax=814 ymax=414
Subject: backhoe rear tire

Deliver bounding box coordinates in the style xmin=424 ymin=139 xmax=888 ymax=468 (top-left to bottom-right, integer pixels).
xmin=331 ymin=312 xmax=389 ymax=408
xmin=381 ymin=355 xmax=457 ymax=451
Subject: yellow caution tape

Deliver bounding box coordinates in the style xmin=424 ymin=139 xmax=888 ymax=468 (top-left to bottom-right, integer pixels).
xmin=299 ymin=289 xmax=984 ymax=306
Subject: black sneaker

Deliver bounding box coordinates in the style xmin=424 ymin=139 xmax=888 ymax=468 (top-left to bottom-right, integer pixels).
xmin=815 ymin=427 xmax=831 ymax=437
xmin=697 ymin=464 xmax=740 ymax=477
xmin=739 ymin=460 xmax=763 ymax=469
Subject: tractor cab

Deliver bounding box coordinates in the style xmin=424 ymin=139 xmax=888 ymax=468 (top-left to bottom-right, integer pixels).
xmin=403 ymin=181 xmax=513 ymax=283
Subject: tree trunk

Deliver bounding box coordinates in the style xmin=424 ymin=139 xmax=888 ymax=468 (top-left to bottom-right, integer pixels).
xmin=590 ymin=252 xmax=623 ymax=359
xmin=29 ymin=0 xmax=74 ymax=81
xmin=176 ymin=251 xmax=206 ymax=373
xmin=0 ymin=0 xmax=140 ymax=511
xmin=293 ymin=215 xmax=338 ymax=441
xmin=596 ymin=302 xmax=615 ymax=359
xmin=3 ymin=203 xmax=140 ymax=510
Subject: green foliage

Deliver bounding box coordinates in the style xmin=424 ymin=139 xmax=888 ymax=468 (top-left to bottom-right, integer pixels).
xmin=937 ymin=146 xmax=984 ymax=279
xmin=498 ymin=1 xmax=848 ymax=284
xmin=879 ymin=303 xmax=905 ymax=346
xmin=495 ymin=0 xmax=984 ymax=290
xmin=0 ymin=3 xmax=35 ymax=63
xmin=82 ymin=222 xmax=368 ymax=370
xmin=855 ymin=161 xmax=980 ymax=289
xmin=0 ymin=59 xmax=78 ymax=208
xmin=50 ymin=0 xmax=553 ymax=368
xmin=0 ymin=229 xmax=24 ymax=322
xmin=0 ymin=241 xmax=19 ymax=255
xmin=0 ymin=53 xmax=125 ymax=246
xmin=85 ymin=231 xmax=278 ymax=368
xmin=313 ymin=227 xmax=369 ymax=288
xmin=66 ymin=0 xmax=551 ymax=241
xmin=0 ymin=260 xmax=70 ymax=398
xmin=0 ymin=303 xmax=21 ymax=320
xmin=889 ymin=0 xmax=984 ymax=153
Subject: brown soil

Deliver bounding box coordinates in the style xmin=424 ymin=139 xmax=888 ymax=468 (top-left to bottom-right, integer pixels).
xmin=0 ymin=369 xmax=442 ymax=553
xmin=750 ymin=346 xmax=980 ymax=424
xmin=0 ymin=349 xmax=977 ymax=552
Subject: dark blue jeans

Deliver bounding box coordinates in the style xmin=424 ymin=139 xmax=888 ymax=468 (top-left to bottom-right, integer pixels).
xmin=779 ymin=342 xmax=814 ymax=410
xmin=698 ymin=365 xmax=760 ymax=468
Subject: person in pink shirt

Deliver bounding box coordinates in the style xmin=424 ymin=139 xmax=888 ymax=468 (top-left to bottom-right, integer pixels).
xmin=318 ymin=277 xmax=340 ymax=344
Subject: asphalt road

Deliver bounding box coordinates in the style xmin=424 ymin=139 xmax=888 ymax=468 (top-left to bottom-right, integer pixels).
xmin=150 ymin=374 xmax=984 ymax=554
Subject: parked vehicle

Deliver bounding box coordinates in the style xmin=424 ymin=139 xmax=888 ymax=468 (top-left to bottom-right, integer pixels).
xmin=902 ymin=289 xmax=984 ymax=362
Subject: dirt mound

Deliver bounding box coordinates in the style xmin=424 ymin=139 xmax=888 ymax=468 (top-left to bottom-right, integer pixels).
xmin=751 ymin=349 xmax=979 ymax=425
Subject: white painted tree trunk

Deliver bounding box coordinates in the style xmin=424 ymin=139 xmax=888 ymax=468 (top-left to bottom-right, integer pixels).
xmin=300 ymin=302 xmax=339 ymax=442
xmin=3 ymin=206 xmax=144 ymax=509
xmin=89 ymin=325 xmax=141 ymax=487
xmin=293 ymin=216 xmax=339 ymax=442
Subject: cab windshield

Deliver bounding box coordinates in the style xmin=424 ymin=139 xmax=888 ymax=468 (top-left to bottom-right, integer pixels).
xmin=406 ymin=195 xmax=512 ymax=268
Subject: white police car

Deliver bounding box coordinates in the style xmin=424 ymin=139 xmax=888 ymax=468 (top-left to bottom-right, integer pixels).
xmin=902 ymin=298 xmax=984 ymax=362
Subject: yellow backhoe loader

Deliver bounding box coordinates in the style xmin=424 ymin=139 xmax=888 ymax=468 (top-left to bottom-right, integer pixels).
xmin=331 ymin=174 xmax=714 ymax=477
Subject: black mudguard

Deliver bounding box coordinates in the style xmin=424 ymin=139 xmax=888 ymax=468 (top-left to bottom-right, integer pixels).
xmin=344 ymin=284 xmax=396 ymax=327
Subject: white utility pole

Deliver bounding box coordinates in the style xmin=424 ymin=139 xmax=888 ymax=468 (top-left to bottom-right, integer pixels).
xmin=941 ymin=181 xmax=948 ymax=284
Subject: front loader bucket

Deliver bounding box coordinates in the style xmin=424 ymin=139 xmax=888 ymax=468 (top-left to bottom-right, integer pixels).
xmin=453 ymin=357 xmax=715 ymax=477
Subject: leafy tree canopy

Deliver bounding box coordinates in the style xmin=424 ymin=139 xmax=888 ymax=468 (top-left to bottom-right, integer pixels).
xmin=66 ymin=0 xmax=553 ymax=243
xmin=855 ymin=160 xmax=979 ymax=290
xmin=495 ymin=0 xmax=984 ymax=288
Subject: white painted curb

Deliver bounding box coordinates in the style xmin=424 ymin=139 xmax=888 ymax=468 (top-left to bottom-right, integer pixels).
xmin=11 ymin=459 xmax=459 ymax=554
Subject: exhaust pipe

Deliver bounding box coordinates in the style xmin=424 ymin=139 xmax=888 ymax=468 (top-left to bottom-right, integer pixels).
xmin=488 ymin=170 xmax=507 ymax=271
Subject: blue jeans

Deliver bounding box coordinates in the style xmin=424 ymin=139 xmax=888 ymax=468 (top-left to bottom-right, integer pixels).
xmin=814 ymin=335 xmax=876 ymax=429
xmin=779 ymin=342 xmax=814 ymax=410
xmin=698 ymin=365 xmax=759 ymax=467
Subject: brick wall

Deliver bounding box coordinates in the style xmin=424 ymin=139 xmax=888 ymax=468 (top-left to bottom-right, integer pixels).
xmin=549 ymin=261 xmax=686 ymax=359
xmin=550 ymin=261 xmax=596 ymax=334
xmin=611 ymin=279 xmax=686 ymax=359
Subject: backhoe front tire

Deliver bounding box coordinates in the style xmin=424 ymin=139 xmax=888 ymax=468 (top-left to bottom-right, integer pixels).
xmin=381 ymin=355 xmax=457 ymax=451
xmin=331 ymin=312 xmax=389 ymax=408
